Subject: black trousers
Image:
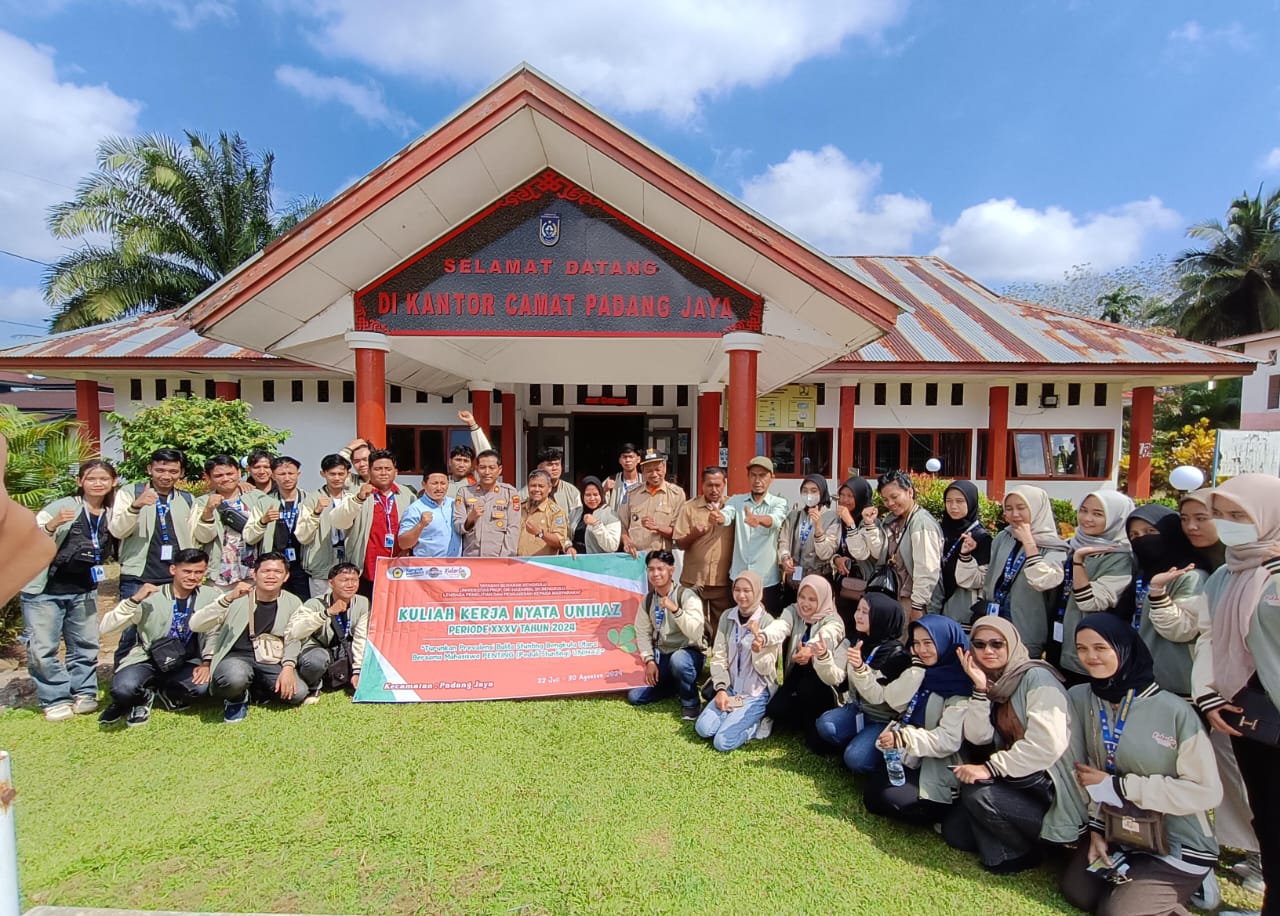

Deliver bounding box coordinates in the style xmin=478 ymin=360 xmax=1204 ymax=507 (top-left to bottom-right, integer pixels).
xmin=761 ymin=584 xmax=782 ymax=618
xmin=1233 ymin=736 xmax=1279 ymax=916
xmin=943 ymin=775 xmax=1053 ymax=870
xmin=210 ymin=654 xmax=306 ymax=706
xmin=863 ymin=761 xmax=952 ymax=828
xmin=109 ymin=659 xmax=209 ymax=706
xmin=1060 ymin=841 xmax=1203 ymax=916
xmin=765 ymin=663 xmax=838 ymax=751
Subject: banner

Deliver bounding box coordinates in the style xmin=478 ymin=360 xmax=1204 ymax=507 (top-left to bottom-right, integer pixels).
xmin=354 ymin=553 xmax=649 ymax=702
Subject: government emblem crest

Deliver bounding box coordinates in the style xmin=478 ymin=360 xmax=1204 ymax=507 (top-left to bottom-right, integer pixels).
xmin=539 ymin=212 xmax=561 ymax=247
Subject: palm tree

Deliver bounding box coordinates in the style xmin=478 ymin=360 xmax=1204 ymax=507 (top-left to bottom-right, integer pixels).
xmin=1150 ymin=187 xmax=1280 ymax=343
xmin=43 ymin=131 xmax=320 ymax=331
xmin=1096 ymin=286 xmax=1144 ymax=324
xmin=0 ymin=405 xmax=94 ymax=509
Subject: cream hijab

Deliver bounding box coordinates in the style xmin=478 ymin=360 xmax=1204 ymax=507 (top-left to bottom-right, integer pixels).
xmin=1005 ymin=485 xmax=1067 ymax=550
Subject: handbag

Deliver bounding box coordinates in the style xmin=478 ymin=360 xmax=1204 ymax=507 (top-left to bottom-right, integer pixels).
xmin=324 ymin=638 xmax=353 ymax=690
xmin=247 ymin=600 xmax=285 ymax=665
xmin=148 ymin=635 xmax=188 ymax=673
xmin=866 ymin=564 xmax=899 ymax=599
xmin=218 ymin=503 xmax=249 ymax=533
xmin=1102 ymin=800 xmax=1168 ymax=856
xmin=839 ymin=576 xmax=867 ymax=602
xmin=1219 ymin=685 xmax=1280 ymax=747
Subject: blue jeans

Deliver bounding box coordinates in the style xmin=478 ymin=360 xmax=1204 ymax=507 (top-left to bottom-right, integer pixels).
xmin=814 ymin=704 xmax=888 ymax=773
xmin=626 ymin=648 xmax=704 ymax=707
xmin=114 ymin=578 xmax=144 ymax=669
xmin=695 ymin=691 xmax=770 ymax=751
xmin=21 ymin=591 xmax=100 ymax=708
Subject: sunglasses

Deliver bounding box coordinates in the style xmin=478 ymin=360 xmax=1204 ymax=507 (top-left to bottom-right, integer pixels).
xmin=970 ymin=639 xmax=1007 ymax=650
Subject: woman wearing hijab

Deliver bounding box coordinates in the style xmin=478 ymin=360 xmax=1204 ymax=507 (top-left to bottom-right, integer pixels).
xmin=697 ymin=571 xmax=778 ymax=751
xmin=947 ymin=616 xmax=1086 ymax=873
xmin=833 ymin=477 xmax=879 ymax=630
xmin=778 ymin=474 xmax=840 ymax=602
xmin=753 ymin=574 xmax=847 ymax=749
xmin=957 ymin=485 xmax=1068 ymax=659
xmin=1123 ymin=505 xmax=1204 ymax=697
xmin=566 ymin=477 xmax=622 ymax=554
xmin=815 ymin=592 xmax=913 ymax=773
xmin=865 ymin=615 xmax=971 ymax=827
xmin=1065 ymin=615 xmax=1221 ymax=916
xmin=1179 ymin=489 xmax=1226 ymax=572
xmin=1057 ymin=490 xmax=1137 ymax=682
xmin=1192 ymin=474 xmax=1280 ymax=914
xmin=938 ymin=481 xmax=993 ymax=625
xmin=876 ymin=470 xmax=944 ymax=619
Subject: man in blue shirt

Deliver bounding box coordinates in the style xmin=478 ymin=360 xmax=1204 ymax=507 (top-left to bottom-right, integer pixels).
xmin=719 ymin=456 xmax=789 ymax=615
xmin=397 ymin=471 xmax=462 ymax=558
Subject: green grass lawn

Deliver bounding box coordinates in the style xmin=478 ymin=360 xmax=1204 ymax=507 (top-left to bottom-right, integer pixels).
xmin=0 ymin=693 xmax=1261 ymax=915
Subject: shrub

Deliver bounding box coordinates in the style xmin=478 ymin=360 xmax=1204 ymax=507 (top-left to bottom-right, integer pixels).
xmin=0 ymin=405 xmax=95 ymax=509
xmin=109 ymin=397 xmax=289 ymax=483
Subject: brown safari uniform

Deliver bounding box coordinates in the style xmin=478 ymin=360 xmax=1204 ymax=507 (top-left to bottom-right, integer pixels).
xmin=673 ymin=496 xmax=735 ymax=640
xmin=453 ymin=482 xmax=521 ymax=557
xmin=625 ymin=482 xmax=687 ymax=553
xmin=518 ymin=499 xmax=568 ymax=557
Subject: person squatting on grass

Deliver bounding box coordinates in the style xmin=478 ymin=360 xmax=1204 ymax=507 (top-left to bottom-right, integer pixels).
xmin=281 ymin=562 xmax=369 ymax=705
xmin=189 ymin=551 xmax=307 ymax=723
xmin=628 ymin=549 xmax=705 ymax=720
xmin=696 ymin=571 xmax=778 ymax=751
xmin=98 ymin=548 xmax=215 ymax=727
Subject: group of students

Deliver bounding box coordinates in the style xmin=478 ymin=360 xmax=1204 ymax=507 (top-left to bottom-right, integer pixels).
xmin=18 ymin=428 xmax=1279 ymax=915
xmin=627 ymin=471 xmax=1277 ymax=916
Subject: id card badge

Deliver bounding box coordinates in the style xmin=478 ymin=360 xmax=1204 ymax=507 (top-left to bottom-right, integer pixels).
xmin=791 ymin=566 xmax=803 ymax=582
xmin=285 ymin=548 xmax=297 ymax=562
xmin=855 ymin=712 xmax=866 ymax=733
xmin=90 ymin=565 xmax=105 ymax=584
xmin=384 ymin=534 xmax=395 ymax=549
xmin=1053 ymin=621 xmax=1065 ymax=643
xmin=986 ymin=601 xmax=1001 ymax=616
xmin=160 ymin=545 xmax=173 ymax=561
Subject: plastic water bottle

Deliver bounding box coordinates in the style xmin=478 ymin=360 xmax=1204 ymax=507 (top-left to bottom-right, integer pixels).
xmin=883 ymin=725 xmax=906 ymax=786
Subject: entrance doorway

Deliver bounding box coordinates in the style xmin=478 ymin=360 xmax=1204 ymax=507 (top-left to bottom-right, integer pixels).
xmin=571 ymin=413 xmax=645 ymax=487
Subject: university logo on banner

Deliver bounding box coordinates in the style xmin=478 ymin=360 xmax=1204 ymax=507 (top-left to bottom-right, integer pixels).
xmin=355 ymin=554 xmax=648 ymax=702
xmin=538 ymin=212 xmax=561 ymax=246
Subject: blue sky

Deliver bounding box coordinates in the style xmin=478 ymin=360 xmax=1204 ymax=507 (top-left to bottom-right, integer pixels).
xmin=1 ymin=0 xmax=1278 ymax=346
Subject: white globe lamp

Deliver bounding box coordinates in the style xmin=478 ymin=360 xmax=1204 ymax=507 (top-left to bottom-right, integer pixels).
xmin=1168 ymin=465 xmax=1206 ymax=492
xmin=924 ymin=458 xmax=942 ymax=473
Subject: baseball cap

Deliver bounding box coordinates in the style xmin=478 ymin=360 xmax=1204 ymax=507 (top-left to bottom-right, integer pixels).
xmin=746 ymin=456 xmax=774 ymax=473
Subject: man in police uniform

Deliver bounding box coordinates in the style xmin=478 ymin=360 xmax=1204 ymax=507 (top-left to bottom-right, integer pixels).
xmin=620 ymin=449 xmax=686 ymax=557
xmin=453 ymin=449 xmax=521 ymax=557
xmin=517 ymin=470 xmax=568 ymax=557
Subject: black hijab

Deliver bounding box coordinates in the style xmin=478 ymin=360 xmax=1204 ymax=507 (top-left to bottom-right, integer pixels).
xmin=1075 ymin=613 xmax=1157 ymax=703
xmin=859 ymin=592 xmax=910 ymax=681
xmin=1127 ymin=504 xmax=1201 ymax=577
xmin=841 ymin=477 xmax=873 ymax=519
xmin=801 ymin=473 xmax=831 ymax=508
xmin=940 ymin=480 xmax=992 ymax=597
xmin=573 ymin=476 xmax=605 ymax=552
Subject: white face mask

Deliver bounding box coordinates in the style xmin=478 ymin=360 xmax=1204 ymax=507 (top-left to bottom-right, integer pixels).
xmin=803 ymin=492 xmax=820 ymax=508
xmin=1215 ymin=519 xmax=1259 ymax=547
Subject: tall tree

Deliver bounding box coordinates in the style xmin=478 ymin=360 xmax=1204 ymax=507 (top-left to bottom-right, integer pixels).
xmin=1150 ymin=186 xmax=1280 ymax=343
xmin=43 ymin=131 xmax=320 ymax=332
xmin=1096 ymin=286 xmax=1145 ymax=324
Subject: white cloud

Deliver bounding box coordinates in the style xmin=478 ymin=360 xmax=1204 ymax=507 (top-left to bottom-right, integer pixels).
xmin=0 ymin=31 xmax=141 ymax=263
xmin=1262 ymin=147 xmax=1280 ymax=173
xmin=120 ymin=0 xmax=236 ymax=29
xmin=1168 ymin=19 xmax=1252 ymax=51
xmin=931 ymin=197 xmax=1181 ymax=284
xmin=275 ymin=65 xmax=417 ymax=135
xmin=741 ymin=145 xmax=931 ymax=254
xmin=286 ymin=0 xmax=906 ymax=119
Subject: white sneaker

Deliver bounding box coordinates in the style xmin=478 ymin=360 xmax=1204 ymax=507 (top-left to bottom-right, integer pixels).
xmin=1231 ymin=853 xmax=1266 ymax=896
xmin=302 ymin=693 xmax=320 ymax=706
xmin=71 ymin=695 xmax=98 ymax=715
xmin=43 ymin=703 xmax=74 ymax=722
xmin=1190 ymin=872 xmax=1221 ymax=910
xmin=753 ymin=717 xmax=773 ymax=740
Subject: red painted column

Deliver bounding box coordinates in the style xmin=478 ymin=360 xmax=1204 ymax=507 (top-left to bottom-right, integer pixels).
xmin=74 ymin=379 xmax=100 ymax=450
xmin=213 ymin=381 xmax=239 ymax=401
xmin=1129 ymin=386 xmax=1155 ymax=499
xmin=839 ymin=384 xmax=857 ymax=478
xmin=468 ymin=383 xmax=493 ymax=445
xmin=987 ymin=386 xmax=1010 ymax=501
xmin=345 ymin=332 xmax=389 ymax=448
xmin=500 ymin=390 xmax=517 ymax=476
xmin=723 ymin=332 xmax=763 ymax=494
xmin=697 ymin=384 xmax=723 ymax=475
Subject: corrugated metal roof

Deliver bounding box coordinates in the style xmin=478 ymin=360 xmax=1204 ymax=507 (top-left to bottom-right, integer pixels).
xmin=831 ymin=257 xmax=1255 ymax=368
xmin=0 ymin=312 xmax=274 ymax=362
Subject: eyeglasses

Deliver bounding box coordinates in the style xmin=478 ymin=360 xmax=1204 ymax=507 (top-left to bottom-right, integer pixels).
xmin=970 ymin=639 xmax=1007 ymax=650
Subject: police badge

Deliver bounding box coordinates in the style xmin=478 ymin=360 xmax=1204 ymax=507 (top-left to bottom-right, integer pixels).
xmin=539 ymin=212 xmax=561 ymax=247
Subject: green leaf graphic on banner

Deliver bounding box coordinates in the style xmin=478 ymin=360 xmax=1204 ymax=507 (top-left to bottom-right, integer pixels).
xmin=607 ymin=628 xmax=621 ymax=645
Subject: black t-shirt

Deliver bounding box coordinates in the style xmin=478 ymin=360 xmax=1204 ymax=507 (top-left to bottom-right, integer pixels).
xmin=46 ymin=510 xmax=102 ymax=595
xmin=138 ymin=495 xmax=178 ymax=584
xmin=229 ymin=599 xmax=279 ymax=657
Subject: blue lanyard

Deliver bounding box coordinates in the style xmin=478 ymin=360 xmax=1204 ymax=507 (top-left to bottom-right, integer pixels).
xmin=86 ymin=510 xmax=103 ymax=563
xmin=1057 ymin=557 xmax=1076 ymax=622
xmin=335 ymin=610 xmax=351 ymax=639
xmin=280 ymin=500 xmax=299 ymax=532
xmin=652 ymin=593 xmax=669 ymax=630
xmin=943 ymin=521 xmax=981 ymax=565
xmin=992 ymin=545 xmax=1028 ymax=607
xmin=798 ymin=516 xmax=814 ymax=549
xmin=1132 ymin=577 xmax=1149 ymax=631
xmin=1097 ymin=689 xmax=1135 ymax=774
xmin=169 ymin=594 xmax=192 ymax=640
xmin=902 ymin=687 xmax=928 ymax=723
xmin=155 ymin=496 xmax=171 ymax=543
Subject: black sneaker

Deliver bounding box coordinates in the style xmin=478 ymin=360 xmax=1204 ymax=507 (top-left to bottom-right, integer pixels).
xmin=155 ymin=686 xmax=189 ymax=712
xmin=681 ymin=703 xmax=701 ymax=721
xmin=223 ymin=692 xmax=250 ymax=724
xmin=126 ymin=689 xmax=154 ymax=727
xmin=97 ymin=701 xmax=127 ymax=726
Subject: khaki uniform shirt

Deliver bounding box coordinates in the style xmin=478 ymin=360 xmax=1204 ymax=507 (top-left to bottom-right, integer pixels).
xmin=517 ymin=500 xmax=569 ymax=557
xmin=624 ymin=482 xmax=687 ymax=552
xmin=452 ymin=482 xmax=521 ymax=557
xmin=673 ymin=497 xmax=734 ymax=588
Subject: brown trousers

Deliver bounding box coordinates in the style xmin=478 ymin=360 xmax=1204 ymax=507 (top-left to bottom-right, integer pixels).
xmin=1060 ymin=841 xmax=1203 ymax=916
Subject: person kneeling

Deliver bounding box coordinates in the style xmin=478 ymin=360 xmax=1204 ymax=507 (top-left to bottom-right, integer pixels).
xmin=99 ymin=548 xmax=215 ymax=727
xmin=946 ymin=617 xmax=1087 ymax=874
xmin=282 ymin=562 xmax=368 ymax=704
xmin=864 ymin=616 xmax=971 ymax=827
xmin=697 ymin=572 xmax=778 ymax=751
xmin=190 ymin=552 xmax=306 ymax=723
xmin=628 ymin=550 xmax=706 ymax=720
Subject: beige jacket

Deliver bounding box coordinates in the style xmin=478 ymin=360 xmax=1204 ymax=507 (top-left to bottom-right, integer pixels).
xmin=634 ymin=585 xmax=706 ymax=662
xmin=284 ymin=592 xmax=371 ymax=673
